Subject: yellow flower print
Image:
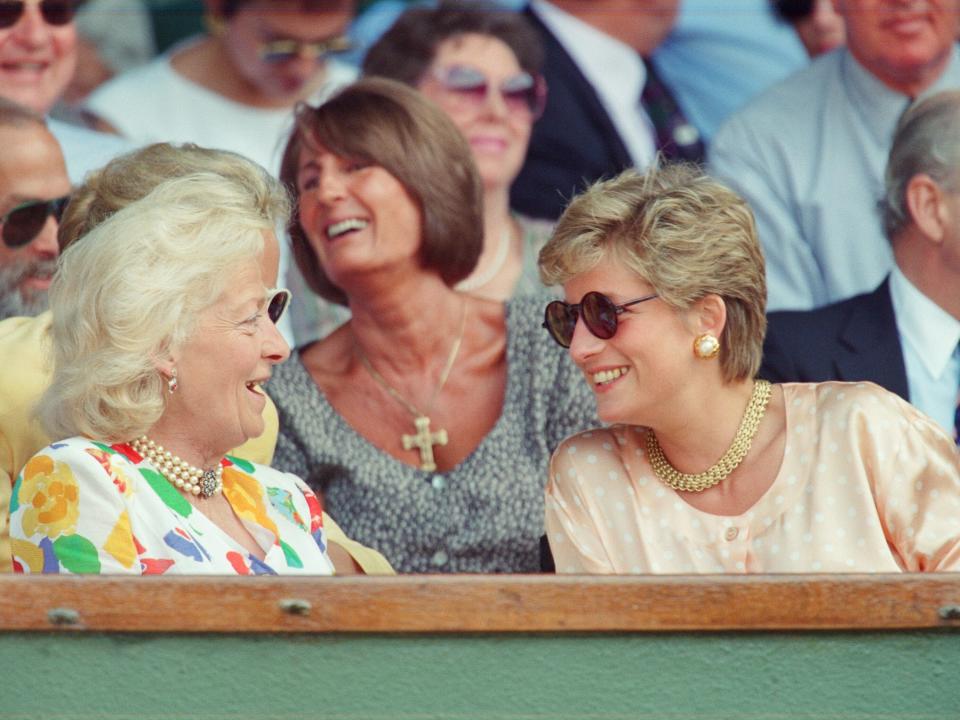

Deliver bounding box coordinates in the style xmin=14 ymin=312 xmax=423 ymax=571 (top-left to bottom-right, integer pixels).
xmin=18 ymin=454 xmax=81 ymax=538
xmin=222 ymin=467 xmax=279 ymax=539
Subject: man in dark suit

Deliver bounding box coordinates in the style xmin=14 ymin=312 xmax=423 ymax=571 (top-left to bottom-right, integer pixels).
xmin=511 ymin=0 xmax=702 ymax=221
xmin=761 ymin=90 xmax=960 ymax=435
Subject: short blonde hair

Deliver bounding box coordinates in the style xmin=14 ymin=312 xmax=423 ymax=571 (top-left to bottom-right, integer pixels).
xmin=38 ymin=159 xmax=290 ymax=442
xmin=539 ymin=164 xmax=767 ymax=383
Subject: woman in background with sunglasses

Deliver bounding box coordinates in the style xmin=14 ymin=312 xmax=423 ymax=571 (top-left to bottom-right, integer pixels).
xmin=540 ymin=163 xmax=960 ymax=574
xmin=9 ymin=145 xmax=378 ymax=576
xmin=269 ymin=78 xmax=596 ymax=573
xmin=365 ymin=0 xmax=549 ymax=301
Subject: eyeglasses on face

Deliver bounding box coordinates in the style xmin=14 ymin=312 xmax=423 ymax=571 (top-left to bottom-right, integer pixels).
xmin=543 ymin=291 xmax=659 ymax=348
xmin=1 ymin=195 xmax=69 ymax=249
xmin=266 ymin=288 xmax=291 ymax=325
xmin=429 ymin=64 xmax=547 ymax=120
xmin=257 ymin=34 xmax=352 ymax=64
xmin=0 ymin=0 xmax=77 ymax=29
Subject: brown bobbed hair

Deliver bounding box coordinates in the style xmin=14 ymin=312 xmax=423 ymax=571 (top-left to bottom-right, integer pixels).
xmin=362 ymin=0 xmax=544 ymax=86
xmin=539 ymin=163 xmax=767 ymax=384
xmin=279 ymin=77 xmax=484 ymax=306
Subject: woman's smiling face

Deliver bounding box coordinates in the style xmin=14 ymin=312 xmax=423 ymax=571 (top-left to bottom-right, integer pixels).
xmin=295 ymin=144 xmax=423 ymax=284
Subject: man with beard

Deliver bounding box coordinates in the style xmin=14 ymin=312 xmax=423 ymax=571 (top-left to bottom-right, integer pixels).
xmin=0 ymin=97 xmax=69 ymax=572
xmin=0 ymin=98 xmax=68 ymax=321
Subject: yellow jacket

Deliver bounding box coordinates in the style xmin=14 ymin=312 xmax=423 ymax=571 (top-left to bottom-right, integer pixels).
xmin=0 ymin=312 xmax=391 ymax=575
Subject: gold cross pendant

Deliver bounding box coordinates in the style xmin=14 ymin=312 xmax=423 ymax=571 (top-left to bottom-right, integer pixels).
xmin=402 ymin=415 xmax=448 ymax=472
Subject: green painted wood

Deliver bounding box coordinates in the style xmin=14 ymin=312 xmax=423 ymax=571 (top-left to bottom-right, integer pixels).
xmin=3 ymin=630 xmax=958 ymax=719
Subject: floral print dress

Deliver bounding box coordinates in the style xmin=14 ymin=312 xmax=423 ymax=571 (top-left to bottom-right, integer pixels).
xmin=9 ymin=437 xmax=334 ymax=575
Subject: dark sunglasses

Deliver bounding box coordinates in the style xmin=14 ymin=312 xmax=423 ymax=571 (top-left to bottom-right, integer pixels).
xmin=0 ymin=0 xmax=77 ymax=29
xmin=543 ymin=291 xmax=659 ymax=348
xmin=257 ymin=34 xmax=352 ymax=64
xmin=430 ymin=65 xmax=547 ymax=120
xmin=266 ymin=288 xmax=291 ymax=325
xmin=1 ymin=195 xmax=69 ymax=248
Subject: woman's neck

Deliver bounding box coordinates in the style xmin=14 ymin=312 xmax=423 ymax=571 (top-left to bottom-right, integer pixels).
xmin=140 ymin=418 xmax=227 ymax=472
xmin=455 ymin=185 xmax=520 ymax=297
xmin=648 ymin=376 xmax=757 ymax=473
xmin=347 ymin=270 xmax=466 ymax=374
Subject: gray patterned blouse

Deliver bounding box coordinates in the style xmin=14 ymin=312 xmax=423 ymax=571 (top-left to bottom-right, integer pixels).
xmin=268 ymin=296 xmax=598 ymax=573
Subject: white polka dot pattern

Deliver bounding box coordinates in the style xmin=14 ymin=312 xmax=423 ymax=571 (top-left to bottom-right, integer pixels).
xmin=544 ymin=382 xmax=960 ymax=574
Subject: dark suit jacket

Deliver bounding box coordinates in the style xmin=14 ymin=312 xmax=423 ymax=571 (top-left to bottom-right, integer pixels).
xmin=760 ymin=278 xmax=910 ymax=401
xmin=510 ymin=8 xmax=635 ymax=221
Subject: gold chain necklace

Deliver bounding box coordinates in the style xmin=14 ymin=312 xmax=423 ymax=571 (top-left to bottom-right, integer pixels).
xmin=355 ymin=300 xmax=467 ymax=472
xmin=645 ymin=379 xmax=772 ymax=493
xmin=130 ymin=436 xmax=223 ymax=498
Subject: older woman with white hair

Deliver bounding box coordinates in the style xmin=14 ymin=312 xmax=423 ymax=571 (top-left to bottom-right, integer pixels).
xmin=540 ymin=163 xmax=960 ymax=574
xmin=10 ymin=158 xmax=337 ymax=575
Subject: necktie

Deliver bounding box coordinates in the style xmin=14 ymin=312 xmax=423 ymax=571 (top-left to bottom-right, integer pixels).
xmin=640 ymin=60 xmax=704 ymax=163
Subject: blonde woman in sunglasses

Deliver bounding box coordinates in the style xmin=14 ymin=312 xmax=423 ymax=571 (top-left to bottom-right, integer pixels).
xmin=540 ymin=163 xmax=960 ymax=575
xmin=8 ymin=143 xmax=392 ymax=576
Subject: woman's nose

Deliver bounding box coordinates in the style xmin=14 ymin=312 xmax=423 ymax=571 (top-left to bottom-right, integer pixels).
xmin=263 ymin=320 xmax=291 ymax=364
xmin=567 ymin=316 xmax=603 ymax=365
xmin=316 ymin=171 xmax=347 ymax=205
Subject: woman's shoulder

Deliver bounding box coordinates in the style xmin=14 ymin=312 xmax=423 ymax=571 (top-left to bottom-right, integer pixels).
xmin=780 ymin=380 xmax=952 ymax=448
xmin=551 ymin=427 xmax=629 ymax=472
xmin=26 ymin=436 xmax=128 ymax=464
xmin=781 ymin=380 xmax=918 ymax=418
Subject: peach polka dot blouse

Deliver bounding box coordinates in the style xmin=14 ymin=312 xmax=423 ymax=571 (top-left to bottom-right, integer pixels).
xmin=545 ymin=382 xmax=960 ymax=574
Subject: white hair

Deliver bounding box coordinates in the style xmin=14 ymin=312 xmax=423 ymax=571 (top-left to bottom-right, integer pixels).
xmin=38 ymin=167 xmax=289 ymax=442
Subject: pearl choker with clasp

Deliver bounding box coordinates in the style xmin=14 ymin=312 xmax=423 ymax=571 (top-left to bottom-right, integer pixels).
xmin=130 ymin=436 xmax=223 ymax=499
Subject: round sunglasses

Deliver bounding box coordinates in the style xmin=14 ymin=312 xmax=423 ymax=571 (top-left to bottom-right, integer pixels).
xmin=1 ymin=195 xmax=69 ymax=249
xmin=429 ymin=64 xmax=547 ymax=120
xmin=543 ymin=291 xmax=659 ymax=348
xmin=0 ymin=0 xmax=77 ymax=29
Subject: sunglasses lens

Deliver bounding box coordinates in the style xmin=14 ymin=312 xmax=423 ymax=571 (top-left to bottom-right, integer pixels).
xmin=438 ymin=65 xmax=487 ymax=99
xmin=267 ymin=289 xmax=290 ymax=324
xmin=544 ymin=301 xmax=576 ymax=348
xmin=40 ymin=0 xmax=76 ymax=25
xmin=501 ymin=72 xmax=540 ymax=115
xmin=3 ymin=202 xmax=50 ymax=248
xmin=581 ymin=292 xmax=619 ymax=339
xmin=0 ymin=1 xmax=23 ymax=29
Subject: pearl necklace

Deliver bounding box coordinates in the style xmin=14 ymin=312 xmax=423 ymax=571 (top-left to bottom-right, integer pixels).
xmin=645 ymin=379 xmax=772 ymax=493
xmin=130 ymin=436 xmax=223 ymax=498
xmin=456 ymin=225 xmax=512 ymax=292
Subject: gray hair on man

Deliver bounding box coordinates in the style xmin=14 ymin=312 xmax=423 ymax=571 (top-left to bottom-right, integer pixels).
xmin=882 ymin=90 xmax=960 ymax=240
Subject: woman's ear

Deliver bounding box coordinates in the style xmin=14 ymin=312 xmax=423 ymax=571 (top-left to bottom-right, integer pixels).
xmin=153 ymin=349 xmax=178 ymax=380
xmin=692 ymin=293 xmax=727 ymax=337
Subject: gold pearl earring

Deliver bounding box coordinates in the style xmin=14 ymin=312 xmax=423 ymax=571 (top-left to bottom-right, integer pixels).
xmin=693 ymin=333 xmax=720 ymax=359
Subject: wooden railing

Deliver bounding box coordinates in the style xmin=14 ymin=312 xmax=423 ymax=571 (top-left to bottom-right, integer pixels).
xmin=3 ymin=573 xmax=960 ymax=633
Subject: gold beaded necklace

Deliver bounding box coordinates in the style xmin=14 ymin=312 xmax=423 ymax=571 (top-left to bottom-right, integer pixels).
xmin=130 ymin=436 xmax=223 ymax=499
xmin=645 ymin=379 xmax=772 ymax=493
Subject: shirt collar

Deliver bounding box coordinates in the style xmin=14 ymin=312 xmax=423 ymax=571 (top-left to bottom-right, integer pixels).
xmin=530 ymin=0 xmax=644 ymax=110
xmin=842 ymin=45 xmax=960 ymax=148
xmin=890 ymin=265 xmax=960 ymax=379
